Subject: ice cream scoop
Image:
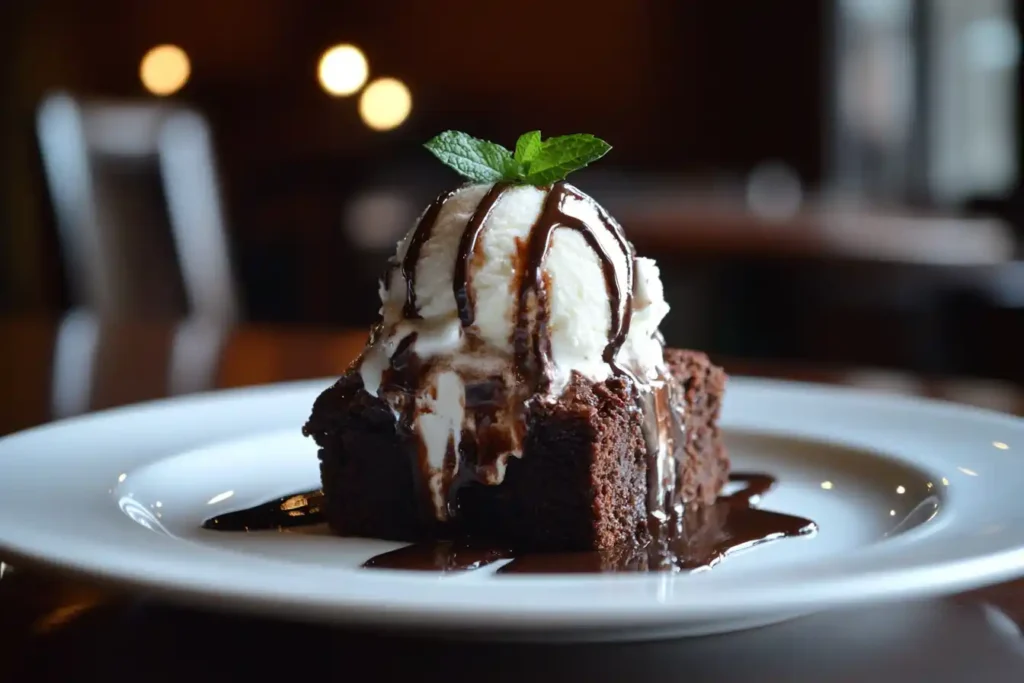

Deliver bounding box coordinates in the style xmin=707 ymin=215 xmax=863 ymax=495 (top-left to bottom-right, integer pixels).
xmin=354 ymin=180 xmax=672 ymax=519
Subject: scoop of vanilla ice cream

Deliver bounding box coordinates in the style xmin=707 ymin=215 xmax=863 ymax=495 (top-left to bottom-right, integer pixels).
xmin=376 ymin=183 xmax=670 ymax=389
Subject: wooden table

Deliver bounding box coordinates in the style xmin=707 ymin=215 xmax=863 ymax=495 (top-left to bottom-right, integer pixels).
xmin=2 ymin=314 xmax=1024 ymax=681
xmin=600 ymin=190 xmax=1019 ymax=265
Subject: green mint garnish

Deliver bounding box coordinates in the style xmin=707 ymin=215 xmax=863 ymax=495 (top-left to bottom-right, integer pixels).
xmin=424 ymin=130 xmax=611 ymax=185
xmin=513 ymin=130 xmax=542 ymax=167
xmin=519 ymin=134 xmax=612 ymax=186
xmin=421 ymin=130 xmax=519 ymax=183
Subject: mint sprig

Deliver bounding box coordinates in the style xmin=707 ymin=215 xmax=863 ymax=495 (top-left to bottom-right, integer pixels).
xmin=424 ymin=130 xmax=611 ymax=185
xmin=514 ymin=130 xmax=542 ymax=167
xmin=421 ymin=130 xmax=519 ymax=183
xmin=520 ymin=134 xmax=612 ymax=186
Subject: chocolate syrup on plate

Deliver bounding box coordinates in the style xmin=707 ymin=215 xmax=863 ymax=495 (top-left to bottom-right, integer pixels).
xmin=201 ymin=474 xmax=815 ymax=574
xmin=499 ymin=474 xmax=814 ymax=574
xmin=363 ymin=539 xmax=514 ymax=572
xmin=201 ymin=490 xmax=325 ymax=531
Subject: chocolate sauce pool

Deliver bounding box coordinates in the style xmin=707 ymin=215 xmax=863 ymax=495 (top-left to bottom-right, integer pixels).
xmin=201 ymin=490 xmax=325 ymax=531
xmin=201 ymin=473 xmax=816 ymax=574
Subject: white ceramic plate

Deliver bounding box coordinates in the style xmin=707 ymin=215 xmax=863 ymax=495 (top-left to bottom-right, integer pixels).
xmin=1 ymin=377 xmax=1024 ymax=641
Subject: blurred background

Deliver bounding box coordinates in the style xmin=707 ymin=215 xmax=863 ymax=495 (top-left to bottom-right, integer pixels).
xmin=2 ymin=0 xmax=1024 ymax=400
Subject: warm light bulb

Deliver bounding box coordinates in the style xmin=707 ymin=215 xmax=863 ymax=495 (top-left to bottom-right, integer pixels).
xmin=359 ymin=77 xmax=412 ymax=131
xmin=140 ymin=44 xmax=190 ymax=96
xmin=318 ymin=44 xmax=369 ymax=96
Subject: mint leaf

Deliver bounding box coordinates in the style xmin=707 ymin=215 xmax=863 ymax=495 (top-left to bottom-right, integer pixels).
xmin=424 ymin=130 xmax=521 ymax=183
xmin=514 ymin=130 xmax=542 ymax=168
xmin=524 ymin=134 xmax=612 ymax=185
xmin=423 ymin=130 xmax=611 ymax=185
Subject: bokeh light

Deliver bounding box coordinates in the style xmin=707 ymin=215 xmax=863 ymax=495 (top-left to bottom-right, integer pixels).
xmin=318 ymin=44 xmax=369 ymax=96
xmin=358 ymin=77 xmax=412 ymax=131
xmin=139 ymin=45 xmax=190 ymax=96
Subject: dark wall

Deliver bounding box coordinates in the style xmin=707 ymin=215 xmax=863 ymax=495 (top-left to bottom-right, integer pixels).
xmin=0 ymin=0 xmax=826 ymax=319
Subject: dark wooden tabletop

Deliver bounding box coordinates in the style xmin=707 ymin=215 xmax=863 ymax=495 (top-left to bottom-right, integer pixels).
xmin=2 ymin=314 xmax=1024 ymax=681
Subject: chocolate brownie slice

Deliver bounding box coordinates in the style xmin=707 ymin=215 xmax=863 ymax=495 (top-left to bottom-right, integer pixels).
xmin=664 ymin=348 xmax=730 ymax=508
xmin=302 ymin=349 xmax=729 ymax=551
xmin=455 ymin=373 xmax=649 ymax=551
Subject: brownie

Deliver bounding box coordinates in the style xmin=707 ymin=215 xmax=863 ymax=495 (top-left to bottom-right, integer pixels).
xmin=664 ymin=348 xmax=731 ymax=507
xmin=456 ymin=373 xmax=649 ymax=551
xmin=302 ymin=371 xmax=438 ymax=542
xmin=302 ymin=348 xmax=729 ymax=552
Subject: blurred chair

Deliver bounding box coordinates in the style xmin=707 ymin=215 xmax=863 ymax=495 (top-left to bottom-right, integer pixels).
xmin=36 ymin=91 xmax=240 ymax=323
xmin=37 ymin=92 xmax=238 ymax=414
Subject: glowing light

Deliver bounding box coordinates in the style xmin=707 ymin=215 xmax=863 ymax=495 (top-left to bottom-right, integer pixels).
xmin=140 ymin=44 xmax=190 ymax=96
xmin=359 ymin=77 xmax=412 ymax=131
xmin=34 ymin=600 xmax=99 ymax=633
xmin=207 ymin=490 xmax=235 ymax=505
xmin=942 ymin=477 xmax=950 ymax=486
xmin=154 ymin=501 xmax=163 ymax=508
xmin=117 ymin=473 xmax=127 ymax=483
xmin=994 ymin=441 xmax=1010 ymax=450
xmin=927 ymin=482 xmax=933 ymax=489
xmin=896 ymin=485 xmax=906 ymax=494
xmin=820 ymin=481 xmax=833 ymax=490
xmin=957 ymin=467 xmax=979 ymax=477
xmin=890 ymin=510 xmax=896 ymax=516
xmin=318 ymin=44 xmax=368 ymax=96
xmin=282 ymin=494 xmax=310 ymax=510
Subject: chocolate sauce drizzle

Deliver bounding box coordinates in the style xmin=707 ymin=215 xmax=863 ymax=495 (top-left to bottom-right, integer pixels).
xmin=200 ymin=474 xmax=816 ymax=575
xmin=401 ymin=181 xmax=635 ymax=389
xmin=511 ymin=182 xmax=634 ymax=387
xmin=401 ymin=189 xmax=457 ymax=318
xmin=453 ymin=183 xmax=513 ymax=327
xmin=381 ymin=331 xmax=438 ymax=520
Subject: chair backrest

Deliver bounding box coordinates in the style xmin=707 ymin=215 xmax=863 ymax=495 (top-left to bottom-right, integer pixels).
xmin=36 ymin=91 xmax=240 ymax=324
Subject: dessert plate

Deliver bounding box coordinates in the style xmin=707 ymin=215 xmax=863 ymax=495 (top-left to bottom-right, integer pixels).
xmin=1 ymin=377 xmax=1024 ymax=641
